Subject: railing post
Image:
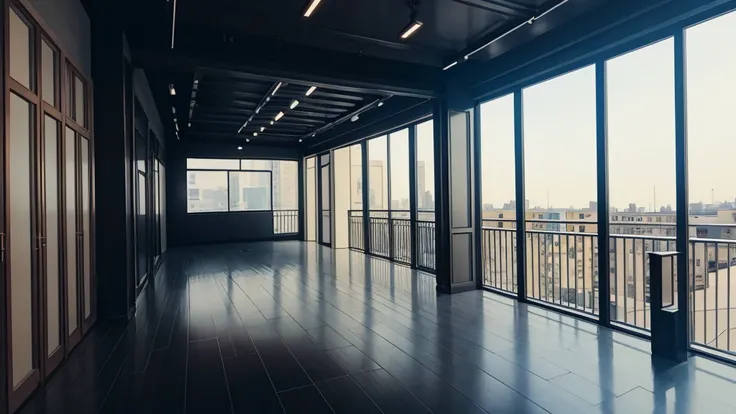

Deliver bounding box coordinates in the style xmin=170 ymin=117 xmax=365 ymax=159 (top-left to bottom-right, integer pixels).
xmin=649 ymin=252 xmax=687 ymax=362
xmin=674 ymin=29 xmax=690 ymax=349
xmin=409 ymin=125 xmax=418 ymax=268
xmin=514 ymin=90 xmax=527 ymax=301
xmin=596 ymin=61 xmax=611 ymax=326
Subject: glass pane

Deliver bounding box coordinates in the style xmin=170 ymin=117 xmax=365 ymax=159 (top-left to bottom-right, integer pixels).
xmin=686 ymin=9 xmax=736 ymax=352
xmin=350 ymin=144 xmax=363 ymax=210
xmin=187 ymin=171 xmax=229 ymax=213
xmin=271 ymin=160 xmax=298 ymax=210
xmin=9 ymin=8 xmax=34 ymax=90
xmin=229 ymin=171 xmax=272 ymax=211
xmin=65 ymin=126 xmax=78 ymax=335
xmin=160 ymin=164 xmax=167 ymax=252
xmin=334 ymin=147 xmax=351 ymax=248
xmin=321 ymin=165 xmax=331 ymax=244
xmin=368 ymin=136 xmax=388 ymax=210
xmin=480 ymin=94 xmax=515 ymax=222
xmin=389 ymin=129 xmax=409 ymax=212
xmin=74 ymin=75 xmax=86 ymax=127
xmin=607 ymin=38 xmax=676 ymax=329
xmin=523 ymin=65 xmax=598 ymax=312
xmin=187 ymin=158 xmax=240 ymax=170
xmin=137 ymin=172 xmax=147 ymax=284
xmin=416 ymin=120 xmax=435 ymax=214
xmin=241 ymin=159 xmax=272 ymax=170
xmin=42 ymin=40 xmax=58 ymax=106
xmin=81 ymin=137 xmax=92 ymax=319
xmin=306 ymin=159 xmax=316 ymax=241
xmin=44 ymin=115 xmax=61 ymax=355
xmin=9 ymin=94 xmax=34 ymax=386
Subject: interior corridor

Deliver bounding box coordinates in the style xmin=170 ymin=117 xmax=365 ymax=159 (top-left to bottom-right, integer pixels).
xmin=17 ymin=242 xmax=736 ymax=414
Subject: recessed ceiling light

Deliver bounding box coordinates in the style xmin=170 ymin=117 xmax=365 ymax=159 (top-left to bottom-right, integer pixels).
xmin=171 ymin=107 xmax=176 ymax=114
xmin=290 ymin=100 xmax=299 ymax=109
xmin=312 ymin=133 xmax=316 ymax=137
xmin=378 ymin=102 xmax=384 ymax=107
xmin=306 ymin=86 xmax=316 ymax=96
xmin=275 ymin=111 xmax=284 ymax=121
xmin=272 ymin=82 xmax=282 ymax=96
xmin=237 ymin=146 xmax=243 ymax=150
xmin=266 ymin=97 xmax=270 ymax=102
xmin=351 ymin=114 xmax=359 ymax=122
xmin=303 ymin=0 xmax=322 ymax=17
xmin=246 ymin=138 xmax=250 ymax=143
xmin=169 ymin=84 xmax=176 ymax=95
xmin=260 ymin=127 xmax=265 ymax=132
xmin=400 ymin=21 xmax=423 ymax=39
xmin=188 ymin=122 xmax=191 ymax=127
xmin=299 ymin=139 xmax=303 ymax=142
xmin=253 ymin=132 xmax=258 ymax=136
xmin=270 ymin=121 xmax=274 ymax=125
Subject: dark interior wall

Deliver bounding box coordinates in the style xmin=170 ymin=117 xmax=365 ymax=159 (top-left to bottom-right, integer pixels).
xmin=167 ymin=140 xmax=302 ymax=246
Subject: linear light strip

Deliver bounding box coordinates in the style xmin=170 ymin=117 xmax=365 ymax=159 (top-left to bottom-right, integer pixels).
xmin=304 ymin=0 xmax=322 ymax=17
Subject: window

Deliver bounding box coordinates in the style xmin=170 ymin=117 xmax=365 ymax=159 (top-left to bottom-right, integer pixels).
xmin=579 ymin=213 xmax=585 ymax=219
xmin=368 ymin=136 xmax=388 ymax=210
xmin=186 ymin=158 xmax=298 ymax=214
xmin=186 ymin=171 xmax=228 ymax=213
xmin=229 ymin=171 xmax=271 ymax=211
xmin=480 ymin=93 xmax=515 ymax=220
xmin=579 ymin=225 xmax=586 ymax=233
xmin=416 ymin=120 xmax=435 ymax=213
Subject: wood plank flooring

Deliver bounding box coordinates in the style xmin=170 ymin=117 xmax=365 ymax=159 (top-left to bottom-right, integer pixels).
xmin=17 ymin=241 xmax=736 ymax=413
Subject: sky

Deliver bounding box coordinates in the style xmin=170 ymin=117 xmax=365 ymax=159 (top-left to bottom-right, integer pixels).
xmin=479 ymin=9 xmax=736 ymax=211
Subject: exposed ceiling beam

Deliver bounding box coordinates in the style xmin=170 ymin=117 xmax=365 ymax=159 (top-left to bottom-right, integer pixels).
xmin=451 ymin=0 xmax=533 ymax=18
xmin=131 ymin=24 xmax=439 ymax=99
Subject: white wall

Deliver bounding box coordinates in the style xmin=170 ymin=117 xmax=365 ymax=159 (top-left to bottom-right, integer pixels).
xmin=21 ymin=0 xmax=91 ymax=78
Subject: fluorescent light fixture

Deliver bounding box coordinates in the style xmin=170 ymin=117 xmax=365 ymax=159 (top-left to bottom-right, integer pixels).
xmin=194 ymin=79 xmax=199 ymax=84
xmin=443 ymin=61 xmax=458 ymax=71
xmin=255 ymin=107 xmax=261 ymax=114
xmin=303 ymin=0 xmax=321 ymax=17
xmin=237 ymin=146 xmax=243 ymax=150
xmin=169 ymin=84 xmax=176 ymax=95
xmin=377 ymin=101 xmax=384 ymax=107
xmin=266 ymin=97 xmax=270 ymax=102
xmin=175 ymin=124 xmax=179 ymax=132
xmin=171 ymin=107 xmax=176 ymax=114
xmin=253 ymin=132 xmax=258 ymax=136
xmin=351 ymin=114 xmax=359 ymax=122
xmin=260 ymin=127 xmax=265 ymax=132
xmin=306 ymin=86 xmax=316 ymax=96
xmin=275 ymin=111 xmax=284 ymax=121
xmin=400 ymin=20 xmax=423 ymax=39
xmin=290 ymin=100 xmax=299 ymax=109
xmin=272 ymin=82 xmax=282 ymax=96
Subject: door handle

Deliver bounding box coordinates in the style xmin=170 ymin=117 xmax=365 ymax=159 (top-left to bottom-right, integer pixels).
xmin=0 ymin=233 xmax=5 ymax=262
xmin=37 ymin=236 xmax=47 ymax=249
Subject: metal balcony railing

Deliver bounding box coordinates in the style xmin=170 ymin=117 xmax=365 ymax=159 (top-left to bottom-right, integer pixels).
xmin=273 ymin=209 xmax=299 ymax=234
xmin=480 ymin=218 xmax=736 ymax=357
xmin=347 ymin=209 xmax=436 ymax=272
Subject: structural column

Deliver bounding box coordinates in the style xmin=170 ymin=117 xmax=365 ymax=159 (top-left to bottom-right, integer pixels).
xmin=90 ymin=3 xmax=136 ymax=320
xmin=434 ymin=97 xmax=479 ymax=294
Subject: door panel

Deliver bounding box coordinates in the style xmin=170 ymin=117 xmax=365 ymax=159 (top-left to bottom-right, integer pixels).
xmin=8 ymin=93 xmax=38 ymax=391
xmin=43 ymin=115 xmax=61 ymax=359
xmin=80 ymin=137 xmax=91 ymax=321
xmin=64 ymin=126 xmax=79 ymax=340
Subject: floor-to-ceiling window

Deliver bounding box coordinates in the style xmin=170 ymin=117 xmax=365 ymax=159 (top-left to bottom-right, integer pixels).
xmin=480 ymin=94 xmax=517 ymax=293
xmin=606 ymin=38 xmax=676 ymax=330
xmin=368 ymin=136 xmax=389 ymax=256
xmin=319 ymin=154 xmax=331 ymax=245
xmin=389 ymin=129 xmax=411 ymax=264
xmin=416 ymin=120 xmax=435 ymax=271
xmin=686 ymin=9 xmax=736 ymax=355
xmin=522 ymin=65 xmax=598 ymax=313
xmin=306 ymin=157 xmax=317 ymax=241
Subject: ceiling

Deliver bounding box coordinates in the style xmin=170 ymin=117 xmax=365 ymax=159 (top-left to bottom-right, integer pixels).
xmin=175 ymin=70 xmax=389 ymax=145
xmin=120 ymin=0 xmax=608 ymax=147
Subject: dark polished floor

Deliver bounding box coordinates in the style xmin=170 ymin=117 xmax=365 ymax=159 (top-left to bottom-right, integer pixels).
xmin=18 ymin=241 xmax=736 ymax=414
